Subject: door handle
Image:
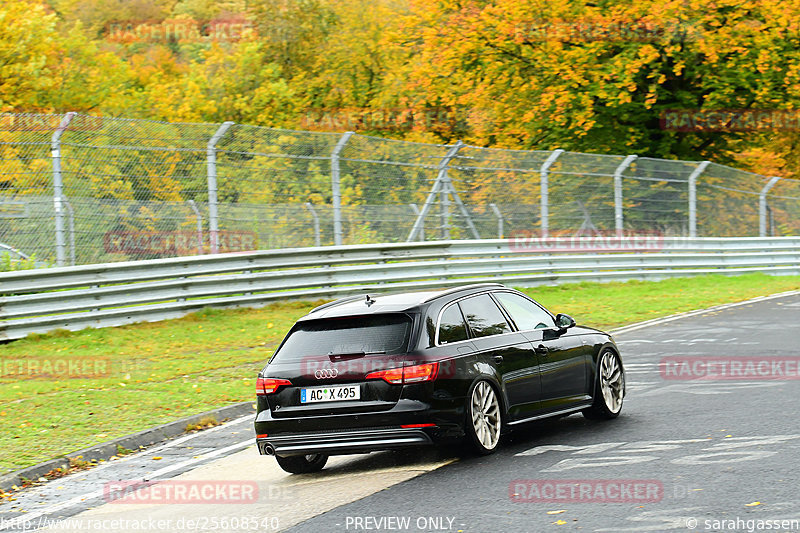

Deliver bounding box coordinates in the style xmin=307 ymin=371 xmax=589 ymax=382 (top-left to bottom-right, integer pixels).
xmin=492 ymin=355 xmax=504 ymax=365
xmin=534 ymin=344 xmax=549 ymax=355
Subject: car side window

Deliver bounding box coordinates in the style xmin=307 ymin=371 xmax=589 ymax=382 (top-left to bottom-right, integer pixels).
xmin=459 ymin=294 xmax=512 ymax=338
xmin=494 ymin=292 xmax=556 ymax=331
xmin=438 ymin=303 xmax=469 ymax=344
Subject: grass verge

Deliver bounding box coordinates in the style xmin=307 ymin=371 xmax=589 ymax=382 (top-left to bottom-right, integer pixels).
xmin=1 ymin=273 xmax=799 ymax=475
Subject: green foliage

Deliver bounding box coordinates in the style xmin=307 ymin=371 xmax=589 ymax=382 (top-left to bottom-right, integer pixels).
xmin=0 ymin=2 xmax=59 ymax=112
xmin=0 ymin=253 xmax=45 ymax=272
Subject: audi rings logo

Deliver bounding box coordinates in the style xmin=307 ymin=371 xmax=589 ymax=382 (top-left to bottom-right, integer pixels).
xmin=314 ymin=368 xmax=339 ymax=379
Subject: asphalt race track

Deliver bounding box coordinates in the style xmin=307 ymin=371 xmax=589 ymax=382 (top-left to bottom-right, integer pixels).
xmin=2 ymin=290 xmax=799 ymax=533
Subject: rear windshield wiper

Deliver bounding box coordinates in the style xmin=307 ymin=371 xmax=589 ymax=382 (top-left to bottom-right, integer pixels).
xmin=327 ymin=350 xmax=386 ymax=361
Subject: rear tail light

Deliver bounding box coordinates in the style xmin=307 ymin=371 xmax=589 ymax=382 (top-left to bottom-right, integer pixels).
xmin=256 ymin=377 xmax=292 ymax=395
xmin=366 ymin=366 xmax=404 ymax=384
xmin=402 ymin=363 xmax=439 ymax=383
xmin=366 ymin=362 xmax=438 ymax=385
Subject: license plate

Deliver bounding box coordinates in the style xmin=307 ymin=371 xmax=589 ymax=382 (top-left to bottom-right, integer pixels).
xmin=300 ymin=385 xmax=360 ymax=404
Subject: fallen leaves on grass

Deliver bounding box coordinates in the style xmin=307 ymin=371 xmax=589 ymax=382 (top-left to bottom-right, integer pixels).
xmin=185 ymin=416 xmax=220 ymax=432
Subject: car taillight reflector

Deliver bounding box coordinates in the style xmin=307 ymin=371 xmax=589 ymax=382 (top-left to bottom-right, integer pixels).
xmin=366 ymin=362 xmax=438 ymax=385
xmin=256 ymin=377 xmax=291 ymax=395
xmin=403 ymin=362 xmax=439 ymax=383
xmin=366 ymin=366 xmax=404 ymax=384
xmin=401 ymin=423 xmax=436 ymax=429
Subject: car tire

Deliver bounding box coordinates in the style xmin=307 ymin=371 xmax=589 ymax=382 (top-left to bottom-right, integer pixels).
xmin=275 ymin=453 xmax=328 ymax=474
xmin=583 ymin=349 xmax=625 ymax=420
xmin=464 ymin=380 xmax=502 ymax=455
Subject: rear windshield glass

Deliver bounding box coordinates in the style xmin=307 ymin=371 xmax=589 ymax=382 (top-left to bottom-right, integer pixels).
xmin=270 ymin=314 xmax=413 ymax=363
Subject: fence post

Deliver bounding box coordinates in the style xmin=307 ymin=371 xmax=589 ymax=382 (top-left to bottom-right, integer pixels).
xmin=613 ymin=155 xmax=638 ymax=236
xmin=51 ymin=112 xmax=76 ymax=267
xmin=304 ymin=202 xmax=321 ymax=247
xmin=539 ymin=149 xmax=564 ymax=239
xmin=687 ymin=161 xmax=710 ymax=238
xmin=207 ymin=122 xmax=234 ymax=253
xmin=331 ymin=131 xmax=354 ymax=246
xmin=406 ymin=141 xmax=466 ymax=241
xmin=63 ymin=198 xmax=76 ymax=266
xmin=489 ymin=203 xmax=504 ymax=239
xmin=441 ymin=183 xmax=451 ymax=240
xmin=409 ymin=203 xmax=424 ymax=241
xmin=442 ymin=146 xmax=480 ymax=240
xmin=759 ymin=177 xmax=781 ymax=237
xmin=187 ymin=200 xmax=204 ymax=255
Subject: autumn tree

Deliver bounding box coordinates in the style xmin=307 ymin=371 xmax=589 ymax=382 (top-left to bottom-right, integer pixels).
xmin=397 ymin=0 xmax=800 ymax=164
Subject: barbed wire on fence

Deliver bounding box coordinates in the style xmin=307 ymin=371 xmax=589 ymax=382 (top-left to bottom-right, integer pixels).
xmin=0 ymin=112 xmax=798 ymax=267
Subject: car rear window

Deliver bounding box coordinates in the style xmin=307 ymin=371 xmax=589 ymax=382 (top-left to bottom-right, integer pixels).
xmin=270 ymin=314 xmax=413 ymax=363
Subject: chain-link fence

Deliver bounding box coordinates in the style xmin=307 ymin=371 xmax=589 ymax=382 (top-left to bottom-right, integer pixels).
xmin=1 ymin=112 xmax=799 ymax=267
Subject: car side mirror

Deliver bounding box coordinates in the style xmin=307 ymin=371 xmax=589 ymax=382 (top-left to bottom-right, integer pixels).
xmin=555 ymin=313 xmax=576 ymax=330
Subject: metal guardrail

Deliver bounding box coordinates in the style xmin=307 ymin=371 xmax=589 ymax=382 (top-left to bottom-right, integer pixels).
xmin=2 ymin=237 xmax=799 ymax=340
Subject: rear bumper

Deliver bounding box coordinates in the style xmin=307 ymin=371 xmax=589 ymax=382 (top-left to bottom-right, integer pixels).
xmin=257 ymin=427 xmax=434 ymax=457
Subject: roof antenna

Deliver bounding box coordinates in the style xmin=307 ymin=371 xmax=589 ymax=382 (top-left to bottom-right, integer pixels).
xmin=365 ymin=294 xmax=375 ymax=307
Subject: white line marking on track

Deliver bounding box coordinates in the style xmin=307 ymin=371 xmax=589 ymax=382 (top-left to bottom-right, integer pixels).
xmin=610 ymin=289 xmax=800 ymax=335
xmin=1 ymin=422 xmax=254 ymax=531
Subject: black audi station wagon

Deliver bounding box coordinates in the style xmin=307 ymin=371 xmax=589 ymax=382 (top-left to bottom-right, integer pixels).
xmin=255 ymin=283 xmax=625 ymax=474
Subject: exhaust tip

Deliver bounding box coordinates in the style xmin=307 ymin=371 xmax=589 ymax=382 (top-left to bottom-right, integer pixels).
xmin=264 ymin=444 xmax=276 ymax=456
